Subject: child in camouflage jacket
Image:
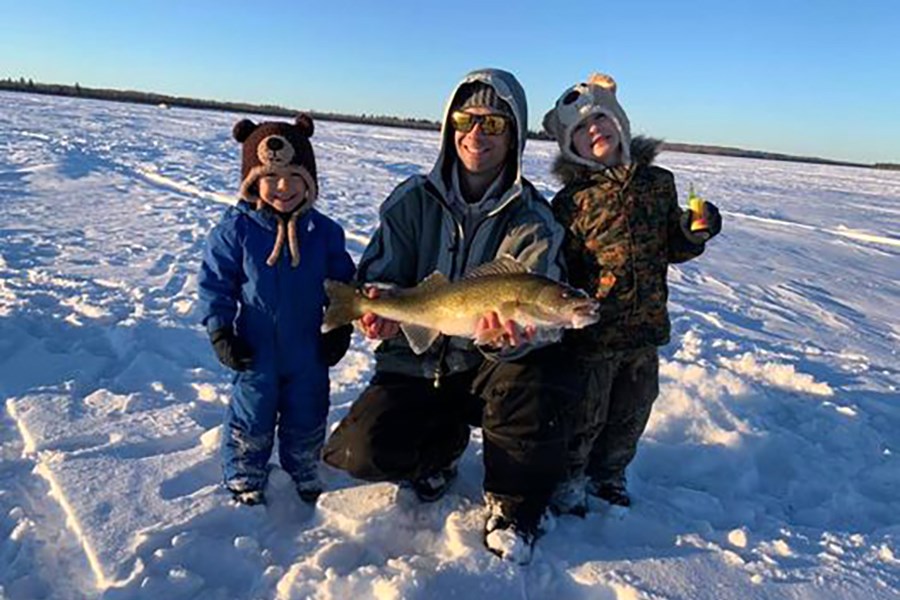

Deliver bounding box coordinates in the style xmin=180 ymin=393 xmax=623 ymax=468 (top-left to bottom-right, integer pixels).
xmin=542 ymin=74 xmax=722 ymax=513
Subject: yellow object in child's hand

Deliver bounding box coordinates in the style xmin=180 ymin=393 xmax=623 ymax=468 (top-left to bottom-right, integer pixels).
xmin=688 ymin=186 xmax=710 ymax=240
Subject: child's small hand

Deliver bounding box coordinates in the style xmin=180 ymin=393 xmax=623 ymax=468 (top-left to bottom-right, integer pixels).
xmin=357 ymin=286 xmax=400 ymax=340
xmin=209 ymin=328 xmax=253 ymax=371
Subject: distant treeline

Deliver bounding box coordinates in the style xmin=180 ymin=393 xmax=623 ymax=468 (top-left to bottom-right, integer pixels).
xmin=1 ymin=78 xmax=891 ymax=170
xmin=0 ymin=78 xmax=439 ymax=131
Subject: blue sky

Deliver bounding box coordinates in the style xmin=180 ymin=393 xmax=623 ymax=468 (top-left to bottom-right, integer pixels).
xmin=2 ymin=0 xmax=898 ymax=164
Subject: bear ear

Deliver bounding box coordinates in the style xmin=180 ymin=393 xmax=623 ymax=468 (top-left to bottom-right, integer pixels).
xmin=295 ymin=113 xmax=314 ymax=137
xmin=587 ymin=73 xmax=617 ymax=95
xmin=233 ymin=119 xmax=257 ymax=143
xmin=542 ymin=109 xmax=559 ymax=138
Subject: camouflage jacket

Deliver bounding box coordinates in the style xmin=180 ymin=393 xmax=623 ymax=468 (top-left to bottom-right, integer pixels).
xmin=551 ymin=137 xmax=705 ymax=353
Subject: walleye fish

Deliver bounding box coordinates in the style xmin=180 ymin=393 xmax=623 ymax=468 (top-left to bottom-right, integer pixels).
xmin=321 ymin=257 xmax=600 ymax=354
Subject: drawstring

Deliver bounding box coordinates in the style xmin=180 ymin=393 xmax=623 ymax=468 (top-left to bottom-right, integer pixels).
xmin=261 ymin=203 xmax=302 ymax=267
xmin=287 ymin=211 xmax=300 ymax=267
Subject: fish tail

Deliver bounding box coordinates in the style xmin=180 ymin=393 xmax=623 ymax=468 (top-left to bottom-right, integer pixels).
xmin=322 ymin=280 xmax=363 ymax=332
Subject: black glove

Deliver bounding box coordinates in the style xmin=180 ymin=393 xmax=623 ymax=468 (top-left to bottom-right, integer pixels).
xmin=209 ymin=327 xmax=253 ymax=371
xmin=320 ymin=324 xmax=353 ymax=367
xmin=680 ymin=201 xmax=722 ymax=244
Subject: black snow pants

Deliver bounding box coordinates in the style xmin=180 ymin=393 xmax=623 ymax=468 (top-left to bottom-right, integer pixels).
xmin=323 ymin=344 xmax=581 ymax=528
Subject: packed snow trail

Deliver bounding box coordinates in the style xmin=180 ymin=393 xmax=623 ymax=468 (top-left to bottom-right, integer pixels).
xmin=1 ymin=91 xmax=898 ymax=599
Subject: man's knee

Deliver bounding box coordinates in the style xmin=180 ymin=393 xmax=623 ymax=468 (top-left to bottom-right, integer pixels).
xmin=322 ymin=380 xmax=423 ymax=481
xmin=323 ymin=403 xmax=393 ymax=480
xmin=322 ymin=423 xmax=382 ymax=480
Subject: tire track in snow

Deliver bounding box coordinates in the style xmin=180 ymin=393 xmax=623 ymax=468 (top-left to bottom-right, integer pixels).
xmin=134 ymin=166 xmax=237 ymax=207
xmin=725 ymin=210 xmax=900 ymax=249
xmin=132 ymin=167 xmax=375 ymax=251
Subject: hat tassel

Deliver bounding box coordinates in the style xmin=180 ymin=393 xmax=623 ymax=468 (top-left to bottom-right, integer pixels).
xmin=264 ymin=210 xmax=302 ymax=268
xmin=266 ymin=218 xmax=286 ymax=267
xmin=287 ymin=210 xmax=301 ymax=267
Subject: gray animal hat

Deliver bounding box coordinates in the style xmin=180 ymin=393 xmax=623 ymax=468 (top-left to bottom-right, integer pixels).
xmin=542 ymin=73 xmax=632 ymax=167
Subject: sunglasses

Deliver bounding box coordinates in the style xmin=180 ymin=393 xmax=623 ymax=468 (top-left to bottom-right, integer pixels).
xmin=450 ymin=111 xmax=511 ymax=135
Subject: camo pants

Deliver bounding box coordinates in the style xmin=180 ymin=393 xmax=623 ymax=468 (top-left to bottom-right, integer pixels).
xmin=323 ymin=344 xmax=581 ymax=529
xmin=566 ymin=346 xmax=660 ymax=486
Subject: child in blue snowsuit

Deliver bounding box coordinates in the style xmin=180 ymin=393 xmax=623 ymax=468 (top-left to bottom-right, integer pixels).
xmin=198 ymin=115 xmax=355 ymax=506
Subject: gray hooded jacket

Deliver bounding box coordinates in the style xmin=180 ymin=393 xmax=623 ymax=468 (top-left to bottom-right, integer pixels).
xmin=357 ymin=68 xmax=567 ymax=379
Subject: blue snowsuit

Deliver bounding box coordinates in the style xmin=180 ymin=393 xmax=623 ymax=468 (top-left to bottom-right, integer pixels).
xmin=198 ymin=201 xmax=355 ymax=492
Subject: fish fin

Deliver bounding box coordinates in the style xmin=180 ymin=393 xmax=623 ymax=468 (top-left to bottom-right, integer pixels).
xmin=474 ymin=301 xmax=520 ymax=345
xmin=415 ymin=271 xmax=450 ymax=292
xmin=400 ymin=323 xmax=441 ymax=355
xmin=322 ymin=280 xmax=363 ymax=333
xmin=474 ymin=326 xmax=506 ymax=346
xmin=494 ymin=301 xmax=524 ymax=323
xmin=502 ymin=301 xmax=554 ymax=327
xmin=465 ymin=255 xmax=530 ymax=279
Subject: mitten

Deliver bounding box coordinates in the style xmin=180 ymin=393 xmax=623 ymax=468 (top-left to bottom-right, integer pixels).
xmin=320 ymin=324 xmax=353 ymax=367
xmin=209 ymin=328 xmax=253 ymax=371
xmin=680 ymin=201 xmax=722 ymax=244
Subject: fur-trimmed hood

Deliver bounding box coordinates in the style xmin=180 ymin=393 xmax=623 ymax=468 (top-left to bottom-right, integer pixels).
xmin=551 ymin=136 xmax=664 ymax=186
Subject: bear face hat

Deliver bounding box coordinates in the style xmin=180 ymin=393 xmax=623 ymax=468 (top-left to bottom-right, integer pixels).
xmin=233 ymin=114 xmax=318 ymax=205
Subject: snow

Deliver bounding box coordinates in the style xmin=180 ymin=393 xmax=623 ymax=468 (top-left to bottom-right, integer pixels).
xmin=1 ymin=90 xmax=898 ymax=599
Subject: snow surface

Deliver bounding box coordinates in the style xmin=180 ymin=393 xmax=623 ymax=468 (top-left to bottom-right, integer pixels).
xmin=1 ymin=91 xmax=898 ymax=599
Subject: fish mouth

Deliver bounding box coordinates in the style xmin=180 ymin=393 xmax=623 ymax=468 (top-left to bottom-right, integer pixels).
xmin=570 ymin=301 xmax=600 ymax=328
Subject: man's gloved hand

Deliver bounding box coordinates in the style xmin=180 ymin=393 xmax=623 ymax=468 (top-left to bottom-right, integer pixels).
xmin=680 ymin=201 xmax=722 ymax=244
xmin=209 ymin=327 xmax=253 ymax=371
xmin=320 ymin=324 xmax=353 ymax=367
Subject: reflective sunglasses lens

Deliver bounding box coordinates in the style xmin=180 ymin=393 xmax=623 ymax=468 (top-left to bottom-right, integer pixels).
xmin=451 ymin=111 xmax=476 ymax=132
xmin=451 ymin=111 xmax=509 ymax=135
xmin=481 ymin=115 xmax=508 ymax=135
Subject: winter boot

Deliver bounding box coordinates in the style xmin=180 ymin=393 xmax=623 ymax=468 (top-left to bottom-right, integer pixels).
xmin=230 ymin=488 xmax=266 ymax=506
xmin=588 ymin=480 xmax=631 ymax=507
xmin=549 ymin=476 xmax=588 ymax=517
xmin=483 ymin=493 xmax=536 ymax=565
xmin=411 ymin=462 xmax=458 ymax=503
xmin=296 ymin=479 xmax=323 ymax=505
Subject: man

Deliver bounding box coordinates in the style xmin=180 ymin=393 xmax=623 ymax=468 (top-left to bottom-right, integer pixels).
xmin=323 ymin=68 xmax=579 ymax=564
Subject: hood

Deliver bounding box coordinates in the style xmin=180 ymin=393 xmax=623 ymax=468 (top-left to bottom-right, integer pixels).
xmin=427 ymin=68 xmax=529 ymax=215
xmin=551 ymin=136 xmax=663 ymax=186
